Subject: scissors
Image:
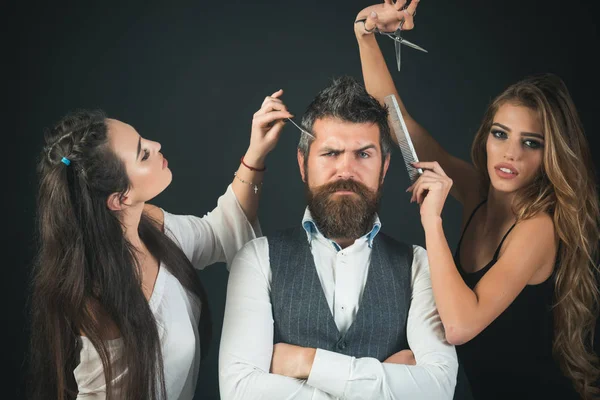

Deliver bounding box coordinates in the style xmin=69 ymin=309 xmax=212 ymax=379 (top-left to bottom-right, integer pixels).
xmin=286 ymin=118 xmax=315 ymax=140
xmin=379 ymin=9 xmax=428 ymax=71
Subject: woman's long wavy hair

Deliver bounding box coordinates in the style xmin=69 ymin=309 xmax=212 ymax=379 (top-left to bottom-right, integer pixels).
xmin=28 ymin=110 xmax=212 ymax=400
xmin=472 ymin=73 xmax=600 ymax=399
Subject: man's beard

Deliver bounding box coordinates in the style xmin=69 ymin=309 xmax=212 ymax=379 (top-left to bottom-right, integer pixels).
xmin=306 ymin=178 xmax=382 ymax=241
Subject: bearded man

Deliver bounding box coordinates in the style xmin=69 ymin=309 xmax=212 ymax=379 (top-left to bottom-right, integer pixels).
xmin=218 ymin=76 xmax=458 ymax=400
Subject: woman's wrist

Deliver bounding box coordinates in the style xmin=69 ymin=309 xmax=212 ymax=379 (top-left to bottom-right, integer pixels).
xmin=421 ymin=214 xmax=443 ymax=230
xmin=242 ymin=149 xmax=266 ymax=171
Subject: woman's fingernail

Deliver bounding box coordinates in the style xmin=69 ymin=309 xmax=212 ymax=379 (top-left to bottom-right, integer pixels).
xmin=370 ymin=11 xmax=377 ymax=18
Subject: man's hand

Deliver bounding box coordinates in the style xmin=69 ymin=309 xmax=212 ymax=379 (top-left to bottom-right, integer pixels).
xmin=384 ymin=349 xmax=416 ymax=365
xmin=270 ymin=343 xmax=316 ymax=379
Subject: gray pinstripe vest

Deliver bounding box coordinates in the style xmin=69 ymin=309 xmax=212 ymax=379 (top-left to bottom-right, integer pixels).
xmin=268 ymin=227 xmax=413 ymax=361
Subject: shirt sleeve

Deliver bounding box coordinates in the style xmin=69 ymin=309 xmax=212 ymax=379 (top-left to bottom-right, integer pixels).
xmin=162 ymin=184 xmax=261 ymax=270
xmin=218 ymin=238 xmax=336 ymax=400
xmin=74 ymin=337 xmax=127 ymax=399
xmin=306 ymin=245 xmax=458 ymax=399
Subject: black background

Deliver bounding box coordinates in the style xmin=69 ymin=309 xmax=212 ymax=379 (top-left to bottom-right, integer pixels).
xmin=7 ymin=1 xmax=599 ymax=398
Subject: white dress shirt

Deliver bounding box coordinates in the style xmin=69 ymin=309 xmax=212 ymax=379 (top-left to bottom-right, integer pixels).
xmin=74 ymin=185 xmax=260 ymax=400
xmin=219 ymin=208 xmax=458 ymax=400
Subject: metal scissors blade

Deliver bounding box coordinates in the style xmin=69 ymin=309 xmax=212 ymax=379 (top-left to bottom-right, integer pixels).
xmin=287 ymin=118 xmax=315 ymax=140
xmin=394 ymin=35 xmax=402 ymax=71
xmin=395 ymin=37 xmax=428 ymax=53
xmin=384 ymin=25 xmax=428 ymax=53
xmin=381 ymin=15 xmax=428 ymax=71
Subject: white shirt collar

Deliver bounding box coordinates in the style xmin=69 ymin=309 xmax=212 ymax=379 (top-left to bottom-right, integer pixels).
xmin=301 ymin=207 xmax=382 ymax=251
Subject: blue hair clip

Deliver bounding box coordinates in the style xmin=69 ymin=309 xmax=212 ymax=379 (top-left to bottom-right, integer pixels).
xmin=61 ymin=157 xmax=71 ymax=166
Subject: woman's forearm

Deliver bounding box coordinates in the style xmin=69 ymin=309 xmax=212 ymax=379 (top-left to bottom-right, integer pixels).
xmin=422 ymin=215 xmax=479 ymax=345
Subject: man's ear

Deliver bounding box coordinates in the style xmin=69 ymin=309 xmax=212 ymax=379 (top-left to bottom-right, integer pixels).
xmin=106 ymin=192 xmax=128 ymax=211
xmin=380 ymin=153 xmax=391 ymax=184
xmin=297 ymin=149 xmax=307 ymax=183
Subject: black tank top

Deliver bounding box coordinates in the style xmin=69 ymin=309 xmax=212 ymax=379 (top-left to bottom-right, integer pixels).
xmin=453 ymin=200 xmax=578 ymax=400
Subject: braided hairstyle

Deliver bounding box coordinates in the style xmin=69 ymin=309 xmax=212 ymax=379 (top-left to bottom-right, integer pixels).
xmin=29 ymin=109 xmax=212 ymax=400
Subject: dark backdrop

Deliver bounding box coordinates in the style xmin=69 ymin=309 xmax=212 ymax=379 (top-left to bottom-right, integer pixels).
xmin=8 ymin=1 xmax=599 ymax=399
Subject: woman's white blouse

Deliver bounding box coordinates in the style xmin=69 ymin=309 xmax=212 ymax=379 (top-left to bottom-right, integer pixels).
xmin=73 ymin=185 xmax=261 ymax=399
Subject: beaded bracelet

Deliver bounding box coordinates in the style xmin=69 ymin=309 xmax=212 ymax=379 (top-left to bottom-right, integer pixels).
xmin=234 ymin=171 xmax=262 ymax=194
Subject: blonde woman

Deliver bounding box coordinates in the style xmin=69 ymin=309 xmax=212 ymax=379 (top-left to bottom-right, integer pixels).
xmin=354 ymin=1 xmax=600 ymax=399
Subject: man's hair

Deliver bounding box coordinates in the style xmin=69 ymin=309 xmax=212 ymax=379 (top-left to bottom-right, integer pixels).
xmin=298 ymin=76 xmax=392 ymax=159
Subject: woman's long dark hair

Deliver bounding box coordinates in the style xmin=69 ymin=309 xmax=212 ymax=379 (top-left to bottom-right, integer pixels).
xmin=29 ymin=109 xmax=212 ymax=400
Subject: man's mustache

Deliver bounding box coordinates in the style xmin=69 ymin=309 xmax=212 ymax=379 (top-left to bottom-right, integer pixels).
xmin=317 ymin=179 xmax=371 ymax=196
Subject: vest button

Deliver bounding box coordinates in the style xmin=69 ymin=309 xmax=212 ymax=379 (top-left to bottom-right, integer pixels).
xmin=337 ymin=340 xmax=347 ymax=350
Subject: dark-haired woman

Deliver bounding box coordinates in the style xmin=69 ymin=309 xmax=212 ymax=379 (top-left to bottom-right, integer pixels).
xmin=29 ymin=90 xmax=293 ymax=400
